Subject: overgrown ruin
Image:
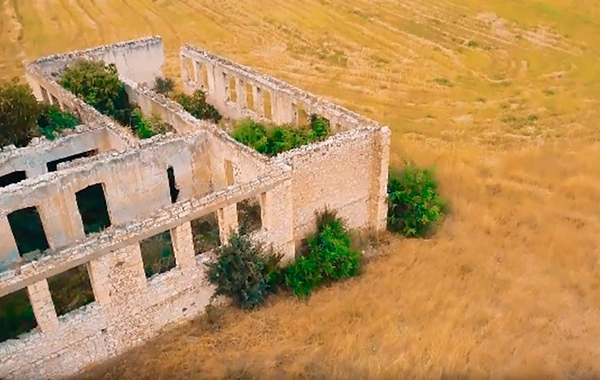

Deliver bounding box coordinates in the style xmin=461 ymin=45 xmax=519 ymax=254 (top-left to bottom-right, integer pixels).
xmin=0 ymin=36 xmax=390 ymax=379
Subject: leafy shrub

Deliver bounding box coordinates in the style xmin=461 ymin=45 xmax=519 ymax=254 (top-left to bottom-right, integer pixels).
xmin=37 ymin=104 xmax=80 ymax=140
xmin=231 ymin=114 xmax=330 ymax=157
xmin=59 ymin=59 xmax=131 ymax=124
xmin=173 ymin=89 xmax=222 ymax=123
xmin=153 ymin=76 xmax=175 ymax=96
xmin=206 ymin=232 xmax=283 ymax=310
xmin=0 ymin=78 xmax=41 ymax=147
xmin=284 ymin=209 xmax=361 ymax=298
xmin=128 ymin=107 xmax=171 ymax=139
xmin=387 ymin=165 xmax=446 ymax=238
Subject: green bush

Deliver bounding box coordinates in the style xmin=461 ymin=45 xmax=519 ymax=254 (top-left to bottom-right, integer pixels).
xmin=37 ymin=104 xmax=80 ymax=140
xmin=0 ymin=78 xmax=41 ymax=147
xmin=230 ymin=114 xmax=330 ymax=157
xmin=387 ymin=165 xmax=446 ymax=238
xmin=153 ymin=76 xmax=175 ymax=96
xmin=59 ymin=59 xmax=131 ymax=125
xmin=173 ymin=89 xmax=222 ymax=123
xmin=284 ymin=209 xmax=361 ymax=298
xmin=206 ymin=232 xmax=283 ymax=310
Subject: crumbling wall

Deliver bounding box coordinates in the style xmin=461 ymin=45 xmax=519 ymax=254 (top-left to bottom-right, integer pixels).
xmin=0 ymin=132 xmax=210 ymax=270
xmin=0 ymin=36 xmax=389 ymax=380
xmin=28 ymin=36 xmax=164 ymax=85
xmin=0 ymin=128 xmax=121 ymax=180
xmin=179 ymin=43 xmax=390 ymax=241
xmin=0 ymin=156 xmax=293 ymax=379
xmin=276 ymin=126 xmax=390 ymax=244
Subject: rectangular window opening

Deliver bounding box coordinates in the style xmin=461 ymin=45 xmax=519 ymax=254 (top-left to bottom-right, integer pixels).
xmin=167 ymin=166 xmax=180 ymax=204
xmin=46 ymin=149 xmax=98 ymax=172
xmin=0 ymin=289 xmax=37 ymax=343
xmin=245 ymin=83 xmax=254 ymax=111
xmin=263 ymin=91 xmax=272 ymax=120
xmin=224 ymin=160 xmax=234 ymax=186
xmin=201 ymin=64 xmax=209 ymax=89
xmin=0 ymin=171 xmax=27 ymax=188
xmin=48 ymin=264 xmax=95 ymax=316
xmin=182 ymin=58 xmax=196 ymax=84
xmin=8 ymin=206 xmax=50 ymax=257
xmin=297 ymin=106 xmax=309 ymax=126
xmin=75 ymin=183 xmax=111 ymax=235
xmin=237 ymin=196 xmax=263 ymax=235
xmin=228 ymin=76 xmax=237 ymax=103
xmin=191 ymin=213 xmax=221 ymax=256
xmin=41 ymin=87 xmax=50 ymax=104
xmin=50 ymin=95 xmax=60 ymax=107
xmin=140 ymin=230 xmax=176 ymax=278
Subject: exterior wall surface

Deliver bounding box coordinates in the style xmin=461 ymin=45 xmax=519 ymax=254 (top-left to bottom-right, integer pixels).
xmin=0 ymin=36 xmax=389 ymax=379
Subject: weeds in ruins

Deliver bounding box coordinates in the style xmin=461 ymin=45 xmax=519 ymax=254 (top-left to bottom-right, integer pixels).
xmin=231 ymin=114 xmax=330 ymax=156
xmin=172 ymin=88 xmax=222 ymax=123
xmin=191 ymin=213 xmax=222 ymax=255
xmin=140 ymin=231 xmax=176 ymax=278
xmin=0 ymin=289 xmax=37 ymax=344
xmin=0 ymin=78 xmax=81 ymax=147
xmin=153 ymin=76 xmax=175 ymax=96
xmin=284 ymin=209 xmax=361 ymax=298
xmin=37 ymin=104 xmax=80 ymax=140
xmin=59 ymin=60 xmax=170 ymax=139
xmin=206 ymin=232 xmax=283 ymax=310
xmin=387 ymin=164 xmax=446 ymax=238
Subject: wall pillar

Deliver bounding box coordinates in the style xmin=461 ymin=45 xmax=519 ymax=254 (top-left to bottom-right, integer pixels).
xmin=27 ymin=280 xmax=59 ymax=333
xmin=235 ymin=78 xmax=247 ymax=108
xmin=217 ymin=204 xmax=238 ymax=243
xmin=38 ymin=192 xmax=85 ymax=250
xmin=192 ymin=59 xmax=200 ymax=85
xmin=263 ymin=179 xmax=295 ymax=263
xmin=180 ymin=54 xmax=193 ymax=94
xmin=369 ymin=126 xmax=391 ymax=232
xmin=205 ymin=62 xmax=217 ymax=97
xmin=87 ymin=258 xmax=112 ymax=306
xmin=105 ymin=244 xmax=147 ymax=306
xmin=274 ymin=93 xmax=295 ymax=124
xmin=170 ymin=222 xmax=196 ymax=271
xmin=0 ymin=215 xmax=20 ymax=271
xmin=253 ymin=86 xmax=264 ymax=117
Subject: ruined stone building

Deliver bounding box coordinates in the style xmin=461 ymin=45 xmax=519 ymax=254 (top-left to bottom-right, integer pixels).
xmin=0 ymin=36 xmax=390 ymax=379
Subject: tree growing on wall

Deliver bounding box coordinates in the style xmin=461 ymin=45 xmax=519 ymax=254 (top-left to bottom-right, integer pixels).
xmin=0 ymin=78 xmax=41 ymax=147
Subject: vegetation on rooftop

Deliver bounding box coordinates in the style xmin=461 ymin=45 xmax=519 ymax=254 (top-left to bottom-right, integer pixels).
xmin=59 ymin=60 xmax=171 ymax=139
xmin=230 ymin=114 xmax=330 ymax=156
xmin=152 ymin=75 xmax=222 ymax=123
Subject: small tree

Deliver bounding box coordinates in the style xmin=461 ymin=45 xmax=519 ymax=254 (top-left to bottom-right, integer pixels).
xmin=59 ymin=59 xmax=131 ymax=124
xmin=37 ymin=104 xmax=80 ymax=140
xmin=206 ymin=232 xmax=282 ymax=310
xmin=284 ymin=209 xmax=361 ymax=298
xmin=0 ymin=78 xmax=41 ymax=147
xmin=387 ymin=164 xmax=446 ymax=238
xmin=153 ymin=76 xmax=175 ymax=96
xmin=173 ymin=89 xmax=222 ymax=123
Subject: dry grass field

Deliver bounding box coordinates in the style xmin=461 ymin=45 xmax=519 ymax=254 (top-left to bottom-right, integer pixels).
xmin=3 ymin=0 xmax=600 ymax=378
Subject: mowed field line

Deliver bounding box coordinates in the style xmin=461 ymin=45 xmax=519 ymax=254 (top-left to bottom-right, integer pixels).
xmin=1 ymin=0 xmax=600 ymax=378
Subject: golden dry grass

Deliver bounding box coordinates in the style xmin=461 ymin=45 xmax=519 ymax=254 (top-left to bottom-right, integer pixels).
xmin=2 ymin=0 xmax=600 ymax=378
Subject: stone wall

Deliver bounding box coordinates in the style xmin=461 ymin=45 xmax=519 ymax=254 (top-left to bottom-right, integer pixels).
xmin=0 ymin=36 xmax=389 ymax=379
xmin=0 ymin=127 xmax=123 ymax=180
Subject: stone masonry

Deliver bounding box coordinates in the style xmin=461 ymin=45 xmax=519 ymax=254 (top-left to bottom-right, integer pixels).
xmin=0 ymin=36 xmax=391 ymax=379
